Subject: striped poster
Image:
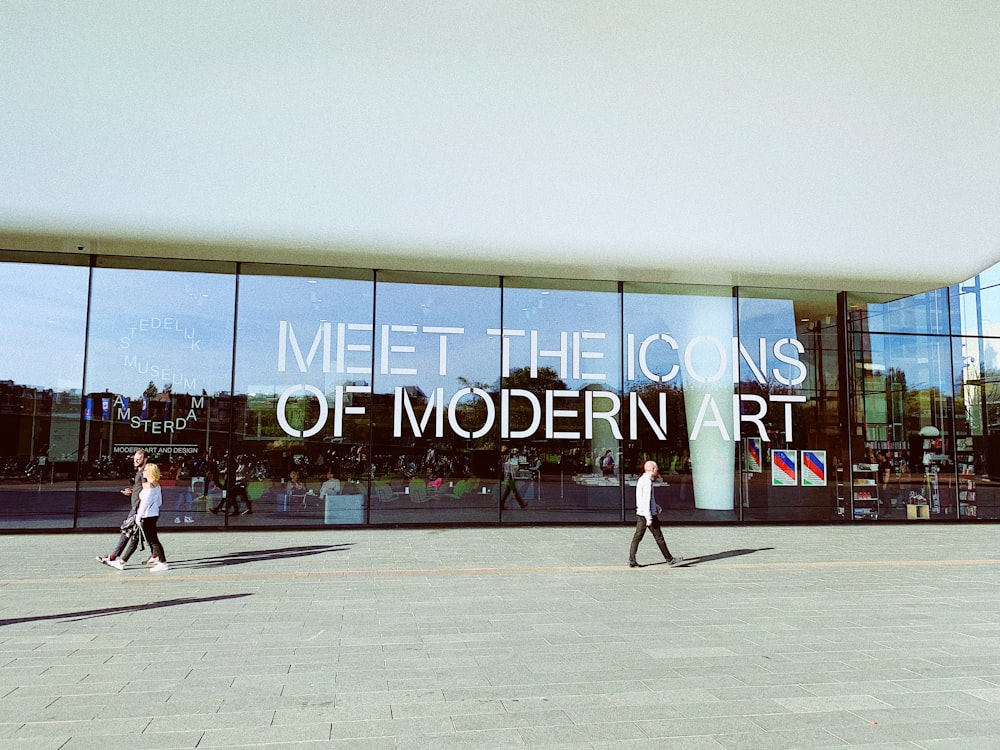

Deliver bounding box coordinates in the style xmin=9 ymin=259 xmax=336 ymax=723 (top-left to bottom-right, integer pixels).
xmin=771 ymin=449 xmax=798 ymax=486
xmin=801 ymin=450 xmax=827 ymax=487
xmin=745 ymin=437 xmax=762 ymax=473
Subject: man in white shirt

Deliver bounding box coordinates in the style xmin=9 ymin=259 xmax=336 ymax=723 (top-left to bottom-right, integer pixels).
xmin=628 ymin=460 xmax=683 ymax=568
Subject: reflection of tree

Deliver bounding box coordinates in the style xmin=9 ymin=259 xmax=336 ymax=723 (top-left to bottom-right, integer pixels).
xmin=961 ymin=361 xmax=1000 ymax=434
xmin=454 ymin=367 xmax=569 ymax=446
xmin=628 ymin=381 xmax=686 ymax=443
xmin=504 ymin=366 xmax=565 ymax=394
xmin=503 ymin=367 xmax=566 ymax=435
xmin=453 ymin=376 xmax=494 ymax=447
xmin=884 ymin=368 xmax=918 ymax=437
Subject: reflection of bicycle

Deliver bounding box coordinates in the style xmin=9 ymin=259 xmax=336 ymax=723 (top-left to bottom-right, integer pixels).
xmin=0 ymin=457 xmax=18 ymax=479
xmin=23 ymin=457 xmax=40 ymax=480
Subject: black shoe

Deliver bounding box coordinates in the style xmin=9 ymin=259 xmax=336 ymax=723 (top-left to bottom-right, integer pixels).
xmin=668 ymin=557 xmax=685 ymax=567
xmin=240 ymin=509 xmax=252 ymax=515
xmin=518 ymin=501 xmax=528 ymax=509
xmin=208 ymin=506 xmax=219 ymax=514
xmin=628 ymin=562 xmax=639 ymax=568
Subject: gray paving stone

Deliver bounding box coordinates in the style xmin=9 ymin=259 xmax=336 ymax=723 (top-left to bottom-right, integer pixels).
xmin=3 ymin=526 xmax=1000 ymax=748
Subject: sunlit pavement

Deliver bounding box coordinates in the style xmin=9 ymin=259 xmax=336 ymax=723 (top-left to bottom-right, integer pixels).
xmin=2 ymin=524 xmax=1000 ymax=749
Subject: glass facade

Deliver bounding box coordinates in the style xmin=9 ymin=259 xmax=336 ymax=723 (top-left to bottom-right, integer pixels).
xmin=3 ymin=248 xmax=1000 ymax=530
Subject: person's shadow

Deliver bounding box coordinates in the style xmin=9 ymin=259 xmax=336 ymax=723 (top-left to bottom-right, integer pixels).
xmin=641 ymin=547 xmax=774 ymax=567
xmin=0 ymin=593 xmax=254 ymax=627
xmin=171 ymin=544 xmax=351 ymax=570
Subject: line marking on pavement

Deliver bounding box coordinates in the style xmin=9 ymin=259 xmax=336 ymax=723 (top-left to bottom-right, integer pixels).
xmin=2 ymin=557 xmax=999 ymax=586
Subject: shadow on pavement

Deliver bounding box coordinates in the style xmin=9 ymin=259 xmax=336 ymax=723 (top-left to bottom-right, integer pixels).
xmin=642 ymin=547 xmax=775 ymax=567
xmin=173 ymin=544 xmax=352 ymax=570
xmin=0 ymin=592 xmax=254 ymax=627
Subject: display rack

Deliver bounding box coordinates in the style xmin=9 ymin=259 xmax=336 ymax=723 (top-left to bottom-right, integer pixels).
xmin=959 ymin=458 xmax=977 ymax=518
xmin=852 ymin=463 xmax=879 ymax=520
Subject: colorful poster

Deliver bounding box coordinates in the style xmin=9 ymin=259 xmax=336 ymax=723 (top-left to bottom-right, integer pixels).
xmin=801 ymin=450 xmax=827 ymax=486
xmin=745 ymin=437 xmax=762 ymax=473
xmin=771 ymin=449 xmax=798 ymax=486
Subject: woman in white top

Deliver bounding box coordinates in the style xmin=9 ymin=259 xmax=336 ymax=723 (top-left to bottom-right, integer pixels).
xmin=136 ymin=463 xmax=169 ymax=572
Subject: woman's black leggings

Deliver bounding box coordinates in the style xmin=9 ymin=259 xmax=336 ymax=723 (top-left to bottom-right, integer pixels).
xmin=139 ymin=516 xmax=166 ymax=562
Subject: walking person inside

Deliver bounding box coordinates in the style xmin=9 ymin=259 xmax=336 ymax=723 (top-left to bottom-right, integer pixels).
xmin=628 ymin=460 xmax=683 ymax=568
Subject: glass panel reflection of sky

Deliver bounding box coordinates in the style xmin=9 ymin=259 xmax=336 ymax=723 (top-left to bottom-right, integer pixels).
xmin=85 ymin=268 xmax=236 ymax=396
xmin=0 ymin=263 xmax=89 ymax=392
xmin=624 ymin=292 xmax=733 ymax=389
xmin=865 ymin=334 xmax=953 ymax=393
xmin=373 ymin=281 xmax=500 ymax=395
xmin=235 ymin=274 xmax=374 ymax=395
xmin=736 ymin=298 xmax=799 ymax=386
xmin=502 ymin=287 xmax=621 ymax=389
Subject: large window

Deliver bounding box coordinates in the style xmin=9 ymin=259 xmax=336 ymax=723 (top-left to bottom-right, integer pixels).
xmin=623 ymin=283 xmax=736 ymax=522
xmin=500 ymin=280 xmax=623 ymax=522
xmin=232 ymin=266 xmax=374 ymax=526
xmin=5 ymin=249 xmax=1000 ymax=530
xmin=848 ymin=302 xmax=958 ymax=521
xmin=737 ymin=289 xmax=842 ymax=522
xmin=0 ymin=253 xmax=89 ymax=529
xmin=369 ymin=272 xmax=501 ymax=523
xmin=77 ymin=258 xmax=237 ymax=529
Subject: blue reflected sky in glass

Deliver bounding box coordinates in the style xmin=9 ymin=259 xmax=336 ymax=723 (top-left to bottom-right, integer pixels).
xmin=623 ymin=292 xmax=733 ymax=390
xmin=957 ymin=273 xmax=1000 ymax=340
xmin=0 ymin=263 xmax=89 ymax=391
xmin=373 ymin=281 xmax=500 ymax=396
xmin=866 ymin=334 xmax=954 ymax=394
xmin=863 ymin=288 xmax=950 ymax=336
xmin=502 ymin=287 xmax=622 ymax=390
xmin=736 ymin=297 xmax=800 ymax=385
xmin=234 ymin=274 xmax=374 ymax=395
xmin=85 ymin=268 xmax=236 ymax=396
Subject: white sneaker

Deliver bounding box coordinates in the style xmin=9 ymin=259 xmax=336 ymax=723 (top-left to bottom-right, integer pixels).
xmin=150 ymin=562 xmax=170 ymax=572
xmin=144 ymin=556 xmax=160 ymax=566
xmin=105 ymin=558 xmax=125 ymax=570
xmin=174 ymin=516 xmax=181 ymax=523
xmin=183 ymin=516 xmax=194 ymax=523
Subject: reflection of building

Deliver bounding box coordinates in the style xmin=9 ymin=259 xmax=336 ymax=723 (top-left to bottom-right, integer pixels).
xmin=0 ymin=381 xmax=54 ymax=462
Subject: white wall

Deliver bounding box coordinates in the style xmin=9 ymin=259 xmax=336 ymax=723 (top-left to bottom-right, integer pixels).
xmin=2 ymin=1 xmax=999 ymax=292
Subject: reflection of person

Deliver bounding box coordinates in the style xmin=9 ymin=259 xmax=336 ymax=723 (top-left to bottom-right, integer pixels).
xmin=877 ymin=452 xmax=892 ymax=491
xmin=500 ymin=449 xmax=527 ymax=509
xmin=232 ymin=457 xmax=252 ymax=514
xmin=628 ymin=461 xmax=683 ymax=568
xmin=319 ymin=469 xmax=342 ymax=499
xmin=600 ymin=449 xmax=615 ymax=477
xmin=287 ymin=470 xmax=309 ymax=508
xmin=97 ymin=449 xmax=148 ymax=566
xmin=173 ymin=458 xmax=195 ymax=523
xmin=211 ymin=458 xmax=252 ymax=516
xmin=528 ymin=452 xmax=542 ymax=481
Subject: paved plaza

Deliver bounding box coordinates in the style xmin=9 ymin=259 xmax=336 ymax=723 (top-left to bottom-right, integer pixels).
xmin=2 ymin=523 xmax=1000 ymax=749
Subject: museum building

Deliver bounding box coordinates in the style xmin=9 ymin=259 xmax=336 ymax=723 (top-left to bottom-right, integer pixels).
xmin=3 ymin=5 xmax=1000 ymax=530
xmin=1 ymin=250 xmax=1000 ymax=530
